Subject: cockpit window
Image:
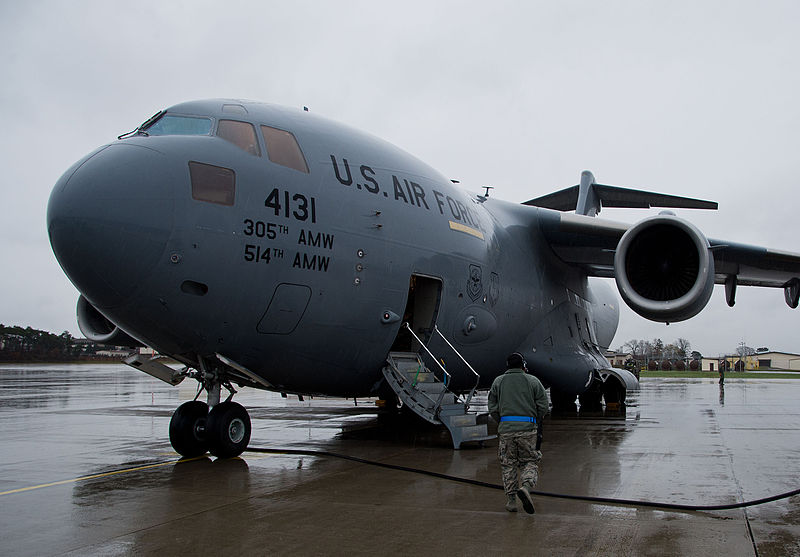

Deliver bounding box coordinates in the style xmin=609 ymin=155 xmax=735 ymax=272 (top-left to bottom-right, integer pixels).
xmin=145 ymin=114 xmax=212 ymax=136
xmin=261 ymin=125 xmax=309 ymax=173
xmin=222 ymin=104 xmax=247 ymax=115
xmin=189 ymin=162 xmax=235 ymax=206
xmin=217 ymin=120 xmax=261 ymax=156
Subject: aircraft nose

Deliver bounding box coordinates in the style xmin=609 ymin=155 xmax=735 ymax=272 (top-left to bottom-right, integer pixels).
xmin=47 ymin=143 xmax=177 ymax=308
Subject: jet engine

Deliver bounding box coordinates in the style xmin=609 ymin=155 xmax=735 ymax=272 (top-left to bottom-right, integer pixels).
xmin=77 ymin=295 xmax=143 ymax=347
xmin=614 ymin=214 xmax=714 ymax=323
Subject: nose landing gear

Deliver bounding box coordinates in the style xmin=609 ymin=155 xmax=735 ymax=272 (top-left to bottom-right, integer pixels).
xmin=168 ymin=366 xmax=252 ymax=459
xmin=169 ymin=400 xmax=210 ymax=457
xmin=205 ymin=400 xmax=251 ymax=458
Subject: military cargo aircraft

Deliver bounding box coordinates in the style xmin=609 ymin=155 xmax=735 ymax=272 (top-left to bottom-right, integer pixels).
xmin=47 ymin=100 xmax=800 ymax=457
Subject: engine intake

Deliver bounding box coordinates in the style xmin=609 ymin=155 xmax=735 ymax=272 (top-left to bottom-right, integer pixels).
xmin=614 ymin=215 xmax=714 ymax=322
xmin=77 ymin=295 xmax=143 ymax=347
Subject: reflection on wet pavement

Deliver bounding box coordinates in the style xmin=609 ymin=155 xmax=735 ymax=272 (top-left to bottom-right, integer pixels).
xmin=1 ymin=364 xmax=799 ymax=555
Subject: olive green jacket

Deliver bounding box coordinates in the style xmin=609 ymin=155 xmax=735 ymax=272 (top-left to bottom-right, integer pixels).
xmin=488 ymin=368 xmax=549 ymax=433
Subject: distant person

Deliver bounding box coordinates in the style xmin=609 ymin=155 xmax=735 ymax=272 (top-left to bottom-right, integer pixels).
xmin=488 ymin=352 xmax=549 ymax=514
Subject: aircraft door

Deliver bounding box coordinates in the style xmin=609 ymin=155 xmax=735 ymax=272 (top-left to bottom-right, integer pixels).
xmin=391 ymin=275 xmax=442 ymax=352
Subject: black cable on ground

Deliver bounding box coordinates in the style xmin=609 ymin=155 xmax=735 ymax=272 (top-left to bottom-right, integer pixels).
xmin=245 ymin=446 xmax=800 ymax=512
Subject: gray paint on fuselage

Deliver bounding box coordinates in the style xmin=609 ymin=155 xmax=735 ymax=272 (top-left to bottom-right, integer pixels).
xmin=48 ymin=99 xmax=618 ymax=397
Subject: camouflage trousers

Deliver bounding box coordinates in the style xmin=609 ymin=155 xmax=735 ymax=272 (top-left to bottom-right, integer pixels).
xmin=498 ymin=431 xmax=542 ymax=497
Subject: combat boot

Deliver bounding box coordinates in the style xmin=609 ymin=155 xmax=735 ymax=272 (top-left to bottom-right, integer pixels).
xmin=517 ymin=484 xmax=535 ymax=514
xmin=505 ymin=494 xmax=518 ymax=512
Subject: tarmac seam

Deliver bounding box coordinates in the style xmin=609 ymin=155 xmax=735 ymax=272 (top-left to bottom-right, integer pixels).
xmin=711 ymin=407 xmax=760 ymax=556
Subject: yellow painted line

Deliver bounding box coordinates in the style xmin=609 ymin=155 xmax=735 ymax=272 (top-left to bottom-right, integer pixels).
xmin=0 ymin=455 xmax=207 ymax=496
xmin=449 ymin=220 xmax=484 ymax=240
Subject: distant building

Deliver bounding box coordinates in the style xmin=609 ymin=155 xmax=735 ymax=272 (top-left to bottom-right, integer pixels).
xmin=701 ymin=358 xmax=719 ymax=372
xmin=701 ymin=352 xmax=800 ymax=371
xmin=605 ymin=351 xmax=631 ymax=368
xmin=754 ymin=351 xmax=800 ymax=370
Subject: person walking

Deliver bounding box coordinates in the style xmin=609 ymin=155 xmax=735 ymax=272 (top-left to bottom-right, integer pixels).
xmin=488 ymin=352 xmax=549 ymax=514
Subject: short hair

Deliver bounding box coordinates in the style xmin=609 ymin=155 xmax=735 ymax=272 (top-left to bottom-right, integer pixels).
xmin=507 ymin=352 xmax=526 ymax=369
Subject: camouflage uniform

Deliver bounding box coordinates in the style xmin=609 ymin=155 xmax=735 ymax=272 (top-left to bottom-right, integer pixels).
xmin=488 ymin=362 xmax=549 ymax=502
xmin=498 ymin=431 xmax=542 ymax=497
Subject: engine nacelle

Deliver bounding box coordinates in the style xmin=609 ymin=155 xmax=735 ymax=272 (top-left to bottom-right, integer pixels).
xmin=614 ymin=214 xmax=714 ymax=323
xmin=76 ymin=295 xmax=143 ymax=347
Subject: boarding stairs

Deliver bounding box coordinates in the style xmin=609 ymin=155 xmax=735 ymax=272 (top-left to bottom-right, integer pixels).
xmin=382 ymin=324 xmax=495 ymax=449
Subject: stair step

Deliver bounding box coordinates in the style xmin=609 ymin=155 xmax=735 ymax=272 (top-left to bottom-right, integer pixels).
xmin=457 ymin=424 xmax=494 ymax=441
xmin=415 ymin=381 xmax=446 ymax=394
xmin=413 ymin=389 xmax=454 ymax=405
xmin=383 ymin=351 xmax=496 ymax=448
xmin=405 ymin=371 xmax=435 ymax=383
xmin=441 ymin=413 xmax=477 ymax=427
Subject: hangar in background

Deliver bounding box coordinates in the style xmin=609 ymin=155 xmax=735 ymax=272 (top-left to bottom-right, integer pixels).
xmin=754 ymin=351 xmax=800 ymax=371
xmin=701 ymin=351 xmax=800 ymax=372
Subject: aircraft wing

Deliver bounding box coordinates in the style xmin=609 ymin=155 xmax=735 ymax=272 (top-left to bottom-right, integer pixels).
xmin=537 ymin=211 xmax=624 ymax=277
xmin=709 ymin=241 xmax=800 ymax=289
xmin=528 ymin=171 xmax=800 ymax=319
xmin=537 ymin=209 xmax=800 ymax=315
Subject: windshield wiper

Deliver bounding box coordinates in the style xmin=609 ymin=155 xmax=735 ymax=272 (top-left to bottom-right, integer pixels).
xmin=117 ymin=110 xmax=166 ymax=140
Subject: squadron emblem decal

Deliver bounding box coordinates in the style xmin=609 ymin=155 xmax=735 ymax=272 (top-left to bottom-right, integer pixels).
xmin=489 ymin=272 xmax=500 ymax=306
xmin=468 ymin=264 xmax=483 ymax=302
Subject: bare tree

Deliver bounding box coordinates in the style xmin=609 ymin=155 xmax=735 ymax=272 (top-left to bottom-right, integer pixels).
xmin=736 ymin=344 xmax=756 ymax=357
xmin=619 ymin=337 xmax=698 ymax=371
xmin=676 ymin=338 xmax=691 ymax=359
xmin=651 ymin=338 xmax=664 ymax=360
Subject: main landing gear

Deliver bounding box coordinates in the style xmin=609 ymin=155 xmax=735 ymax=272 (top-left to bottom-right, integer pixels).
xmin=550 ymin=372 xmax=631 ymax=413
xmin=168 ymin=373 xmax=252 ymax=459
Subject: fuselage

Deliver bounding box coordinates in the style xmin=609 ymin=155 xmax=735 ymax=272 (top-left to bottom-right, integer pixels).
xmin=47 ymin=99 xmax=618 ymax=397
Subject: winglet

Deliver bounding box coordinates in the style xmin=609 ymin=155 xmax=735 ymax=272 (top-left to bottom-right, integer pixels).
xmin=524 ymin=171 xmax=719 ymax=216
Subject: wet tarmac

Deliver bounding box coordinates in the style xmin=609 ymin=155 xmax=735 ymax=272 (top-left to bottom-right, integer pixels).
xmin=1 ymin=364 xmax=800 ymax=556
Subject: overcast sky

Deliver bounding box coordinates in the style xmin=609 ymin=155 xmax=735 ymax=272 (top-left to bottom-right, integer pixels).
xmin=2 ymin=0 xmax=798 ymax=357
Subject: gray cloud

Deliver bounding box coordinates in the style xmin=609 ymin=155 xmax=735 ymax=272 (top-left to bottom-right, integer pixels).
xmin=2 ymin=0 xmax=798 ymax=356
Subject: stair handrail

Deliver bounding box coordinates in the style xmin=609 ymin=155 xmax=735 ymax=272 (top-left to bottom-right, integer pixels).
xmin=403 ymin=323 xmax=451 ymax=410
xmin=432 ymin=325 xmax=481 ymax=409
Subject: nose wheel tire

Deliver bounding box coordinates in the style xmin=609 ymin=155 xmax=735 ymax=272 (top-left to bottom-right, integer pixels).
xmin=206 ymin=401 xmax=251 ymax=458
xmin=169 ymin=401 xmax=209 ymax=457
